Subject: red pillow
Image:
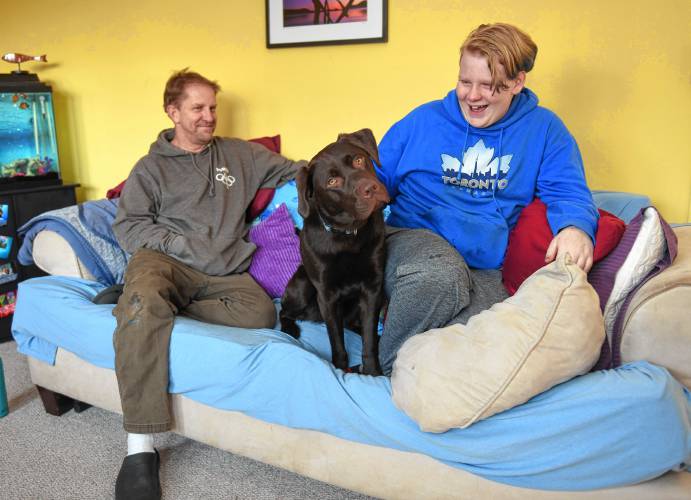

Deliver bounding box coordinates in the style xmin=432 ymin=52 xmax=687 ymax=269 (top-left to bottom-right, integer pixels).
xmin=502 ymin=198 xmax=626 ymax=295
xmin=106 ymin=180 xmax=126 ymax=199
xmin=247 ymin=135 xmax=281 ymax=220
xmin=248 ymin=134 xmax=281 ymax=153
xmin=106 ymin=135 xmax=281 ymax=220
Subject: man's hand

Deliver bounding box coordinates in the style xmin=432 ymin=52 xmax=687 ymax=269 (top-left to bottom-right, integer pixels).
xmin=545 ymin=226 xmax=594 ymax=272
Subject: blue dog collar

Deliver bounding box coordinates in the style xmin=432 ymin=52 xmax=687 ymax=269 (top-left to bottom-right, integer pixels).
xmin=318 ymin=212 xmax=358 ymax=236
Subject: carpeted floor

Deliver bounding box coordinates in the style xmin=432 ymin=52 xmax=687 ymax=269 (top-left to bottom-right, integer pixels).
xmin=0 ymin=341 xmax=377 ymax=499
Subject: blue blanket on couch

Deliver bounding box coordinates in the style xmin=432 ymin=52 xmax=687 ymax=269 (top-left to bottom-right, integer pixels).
xmin=17 ymin=198 xmax=129 ymax=286
xmin=12 ymin=276 xmax=691 ymax=491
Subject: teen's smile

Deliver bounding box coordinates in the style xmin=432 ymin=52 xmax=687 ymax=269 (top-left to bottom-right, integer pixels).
xmin=456 ymin=50 xmax=525 ymax=128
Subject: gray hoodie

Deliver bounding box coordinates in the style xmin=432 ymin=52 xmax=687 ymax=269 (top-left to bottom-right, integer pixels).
xmin=113 ymin=129 xmax=306 ymax=276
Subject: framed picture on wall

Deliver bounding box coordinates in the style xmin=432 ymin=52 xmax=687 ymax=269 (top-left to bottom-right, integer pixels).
xmin=266 ymin=0 xmax=388 ymax=48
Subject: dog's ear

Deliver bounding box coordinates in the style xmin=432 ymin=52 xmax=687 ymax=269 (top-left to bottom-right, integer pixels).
xmin=337 ymin=128 xmax=380 ymax=167
xmin=296 ymin=164 xmax=313 ymax=219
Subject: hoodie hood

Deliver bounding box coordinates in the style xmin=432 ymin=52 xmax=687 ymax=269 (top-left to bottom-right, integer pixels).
xmin=150 ymin=128 xmax=190 ymax=156
xmin=442 ymin=87 xmax=539 ymax=132
xmin=150 ymin=128 xmax=218 ymax=196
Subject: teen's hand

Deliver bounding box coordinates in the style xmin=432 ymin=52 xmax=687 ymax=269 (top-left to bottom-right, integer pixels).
xmin=544 ymin=226 xmax=594 ymax=272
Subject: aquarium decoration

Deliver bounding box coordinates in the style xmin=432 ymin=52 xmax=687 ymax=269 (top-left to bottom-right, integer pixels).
xmin=0 ymin=290 xmax=17 ymax=318
xmin=0 ymin=61 xmax=62 ymax=190
xmin=0 ymin=262 xmax=16 ymax=285
xmin=2 ymin=53 xmax=47 ymax=74
xmin=0 ymin=236 xmax=12 ymax=260
xmin=0 ymin=204 xmax=7 ymax=227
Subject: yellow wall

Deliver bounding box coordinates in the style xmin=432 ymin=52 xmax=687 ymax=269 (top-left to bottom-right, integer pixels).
xmin=2 ymin=0 xmax=690 ymax=221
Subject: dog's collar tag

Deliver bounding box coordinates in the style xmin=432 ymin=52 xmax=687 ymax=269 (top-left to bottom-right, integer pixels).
xmin=318 ymin=212 xmax=358 ymax=236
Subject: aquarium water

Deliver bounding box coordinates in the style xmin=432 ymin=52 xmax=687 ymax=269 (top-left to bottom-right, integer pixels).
xmin=0 ymin=91 xmax=60 ymax=180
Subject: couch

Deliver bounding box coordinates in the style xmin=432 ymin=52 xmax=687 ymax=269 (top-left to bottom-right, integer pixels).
xmin=10 ymin=190 xmax=691 ymax=499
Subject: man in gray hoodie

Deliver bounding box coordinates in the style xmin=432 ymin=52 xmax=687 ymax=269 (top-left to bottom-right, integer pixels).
xmin=111 ymin=69 xmax=306 ymax=500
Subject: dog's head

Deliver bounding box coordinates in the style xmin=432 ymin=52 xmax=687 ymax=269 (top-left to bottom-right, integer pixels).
xmin=296 ymin=128 xmax=390 ymax=232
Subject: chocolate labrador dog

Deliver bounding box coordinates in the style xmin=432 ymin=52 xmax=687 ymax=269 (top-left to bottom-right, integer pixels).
xmin=280 ymin=129 xmax=389 ymax=376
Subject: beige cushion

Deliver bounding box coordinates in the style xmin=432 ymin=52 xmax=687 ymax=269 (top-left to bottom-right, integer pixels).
xmin=391 ymin=255 xmax=605 ymax=433
xmin=620 ymin=226 xmax=691 ymax=388
xmin=32 ymin=230 xmax=96 ymax=280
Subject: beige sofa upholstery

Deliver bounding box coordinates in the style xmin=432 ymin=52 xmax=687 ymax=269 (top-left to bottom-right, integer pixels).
xmin=28 ymin=348 xmax=691 ymax=499
xmin=619 ymin=226 xmax=691 ymax=387
xmin=32 ymin=230 xmax=96 ymax=281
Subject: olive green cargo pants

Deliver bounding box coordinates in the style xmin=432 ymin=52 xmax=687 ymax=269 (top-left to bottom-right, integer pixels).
xmin=113 ymin=249 xmax=275 ymax=433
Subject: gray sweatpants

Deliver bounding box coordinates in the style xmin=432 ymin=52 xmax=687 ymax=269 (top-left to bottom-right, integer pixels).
xmin=379 ymin=227 xmax=509 ymax=375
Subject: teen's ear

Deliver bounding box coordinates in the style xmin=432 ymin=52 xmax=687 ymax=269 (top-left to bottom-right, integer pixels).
xmin=296 ymin=164 xmax=313 ymax=219
xmin=510 ymin=71 xmax=527 ymax=95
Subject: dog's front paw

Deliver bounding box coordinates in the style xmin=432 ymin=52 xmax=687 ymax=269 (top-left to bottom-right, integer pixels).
xmin=331 ymin=350 xmax=349 ymax=372
xmin=280 ymin=317 xmax=301 ymax=339
xmin=360 ymin=355 xmax=382 ymax=377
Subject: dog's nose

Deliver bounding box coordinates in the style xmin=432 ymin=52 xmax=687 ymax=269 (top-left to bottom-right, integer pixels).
xmin=357 ymin=180 xmax=380 ymax=199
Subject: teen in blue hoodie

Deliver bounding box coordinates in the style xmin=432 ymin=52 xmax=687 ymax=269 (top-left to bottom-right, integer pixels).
xmin=376 ymin=23 xmax=598 ymax=374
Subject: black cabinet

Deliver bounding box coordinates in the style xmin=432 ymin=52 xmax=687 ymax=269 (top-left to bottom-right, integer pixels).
xmin=0 ymin=183 xmax=79 ymax=342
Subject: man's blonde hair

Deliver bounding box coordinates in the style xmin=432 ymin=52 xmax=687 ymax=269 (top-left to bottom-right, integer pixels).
xmin=163 ymin=68 xmax=221 ymax=111
xmin=460 ymin=23 xmax=537 ymax=92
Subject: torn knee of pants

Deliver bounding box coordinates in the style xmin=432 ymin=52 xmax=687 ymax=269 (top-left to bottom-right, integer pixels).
xmin=124 ymin=293 xmax=143 ymax=325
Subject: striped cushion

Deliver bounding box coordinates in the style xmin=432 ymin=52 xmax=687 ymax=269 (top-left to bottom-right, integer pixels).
xmin=588 ymin=207 xmax=678 ymax=369
xmin=248 ymin=203 xmax=301 ymax=298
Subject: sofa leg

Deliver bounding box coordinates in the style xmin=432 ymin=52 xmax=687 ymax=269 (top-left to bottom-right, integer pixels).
xmin=36 ymin=385 xmax=74 ymax=416
xmin=73 ymin=400 xmax=92 ymax=413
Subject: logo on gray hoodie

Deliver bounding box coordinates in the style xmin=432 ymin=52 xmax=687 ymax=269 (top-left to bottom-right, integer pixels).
xmin=215 ymin=166 xmax=236 ymax=189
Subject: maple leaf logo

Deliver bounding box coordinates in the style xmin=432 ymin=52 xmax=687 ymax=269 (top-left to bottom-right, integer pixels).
xmin=440 ymin=140 xmax=512 ymax=178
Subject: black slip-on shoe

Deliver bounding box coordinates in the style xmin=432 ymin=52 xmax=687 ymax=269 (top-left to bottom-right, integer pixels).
xmin=92 ymin=284 xmax=124 ymax=305
xmin=115 ymin=449 xmax=161 ymax=500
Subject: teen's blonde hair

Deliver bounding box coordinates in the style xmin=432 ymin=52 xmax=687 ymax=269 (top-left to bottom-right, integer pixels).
xmin=460 ymin=23 xmax=538 ymax=92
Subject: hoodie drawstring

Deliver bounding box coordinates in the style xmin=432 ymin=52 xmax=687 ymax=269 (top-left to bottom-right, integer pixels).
xmin=456 ymin=121 xmax=505 ymax=214
xmin=457 ymin=125 xmax=470 ymax=181
xmin=189 ymin=146 xmax=216 ymax=198
xmin=491 ymin=128 xmax=504 ymax=213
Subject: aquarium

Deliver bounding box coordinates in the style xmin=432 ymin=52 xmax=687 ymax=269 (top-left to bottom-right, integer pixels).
xmin=0 ymin=73 xmax=61 ymax=190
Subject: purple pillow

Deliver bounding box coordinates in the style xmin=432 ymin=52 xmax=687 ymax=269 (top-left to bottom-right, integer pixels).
xmin=248 ymin=203 xmax=301 ymax=298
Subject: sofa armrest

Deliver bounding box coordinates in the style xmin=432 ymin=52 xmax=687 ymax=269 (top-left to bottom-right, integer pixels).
xmin=33 ymin=230 xmax=96 ymax=281
xmin=620 ymin=226 xmax=691 ymax=388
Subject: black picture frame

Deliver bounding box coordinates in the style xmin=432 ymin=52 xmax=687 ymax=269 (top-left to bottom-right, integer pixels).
xmin=266 ymin=0 xmax=388 ymax=49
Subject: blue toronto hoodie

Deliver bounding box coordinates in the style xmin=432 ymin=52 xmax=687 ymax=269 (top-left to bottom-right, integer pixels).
xmin=376 ymin=88 xmax=598 ymax=269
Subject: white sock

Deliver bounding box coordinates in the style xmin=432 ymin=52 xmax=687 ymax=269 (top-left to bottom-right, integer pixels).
xmin=127 ymin=433 xmax=155 ymax=456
